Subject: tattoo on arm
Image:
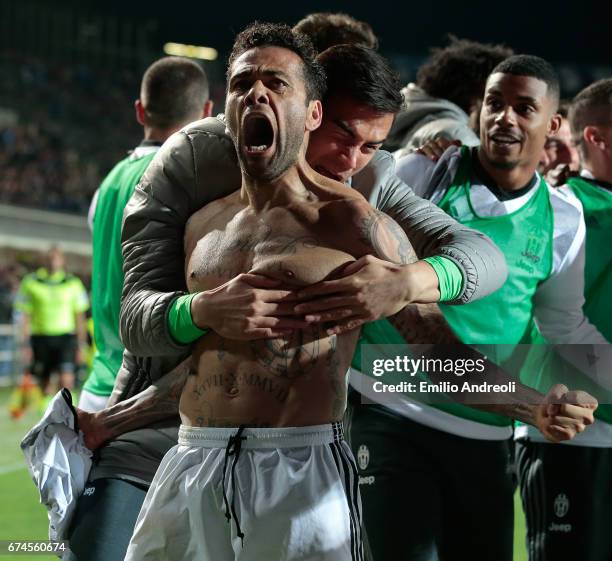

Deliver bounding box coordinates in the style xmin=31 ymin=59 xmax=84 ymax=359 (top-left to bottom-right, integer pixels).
xmin=414 ymin=335 xmax=546 ymax=425
xmin=389 ymin=296 xmax=550 ymax=425
xmin=359 ymin=210 xmax=417 ymax=265
xmin=390 ymin=302 xmax=459 ymax=345
xmin=96 ymin=359 xmax=193 ymax=437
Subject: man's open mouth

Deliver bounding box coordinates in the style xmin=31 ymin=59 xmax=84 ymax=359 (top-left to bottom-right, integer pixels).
xmin=243 ymin=113 xmax=275 ymax=155
xmin=490 ymin=132 xmax=521 ymax=147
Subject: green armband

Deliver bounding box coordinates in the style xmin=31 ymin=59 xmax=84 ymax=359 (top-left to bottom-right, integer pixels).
xmin=423 ymin=256 xmax=464 ymax=302
xmin=167 ymin=293 xmax=210 ymax=345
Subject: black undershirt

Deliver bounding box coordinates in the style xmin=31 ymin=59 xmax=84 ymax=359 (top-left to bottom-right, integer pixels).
xmin=471 ymin=147 xmax=537 ymax=201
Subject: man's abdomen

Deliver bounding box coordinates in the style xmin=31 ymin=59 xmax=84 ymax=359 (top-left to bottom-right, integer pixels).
xmin=180 ymin=330 xmax=357 ymax=427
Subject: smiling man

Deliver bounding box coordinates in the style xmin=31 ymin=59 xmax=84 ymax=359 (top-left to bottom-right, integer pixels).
xmin=376 ymin=55 xmax=610 ymax=561
xmin=122 ymin=23 xmax=417 ymax=561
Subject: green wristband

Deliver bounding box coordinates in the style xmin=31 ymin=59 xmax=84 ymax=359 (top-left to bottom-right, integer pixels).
xmin=423 ymin=256 xmax=464 ymax=302
xmin=168 ymin=293 xmax=210 ymax=345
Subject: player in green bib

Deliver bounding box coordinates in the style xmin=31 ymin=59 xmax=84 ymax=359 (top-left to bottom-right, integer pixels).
xmin=69 ymin=57 xmax=213 ymax=561
xmin=352 ymin=56 xmax=602 ymax=561
xmin=15 ymin=246 xmax=89 ymax=394
xmin=78 ymin=57 xmax=213 ymax=414
xmin=516 ymin=78 xmax=612 ymax=561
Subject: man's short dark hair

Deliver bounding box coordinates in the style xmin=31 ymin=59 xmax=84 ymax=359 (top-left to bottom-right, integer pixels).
xmin=318 ymin=44 xmax=402 ymax=115
xmin=417 ymin=37 xmax=513 ymax=114
xmin=569 ymin=79 xmax=612 ymax=147
xmin=293 ymin=12 xmax=378 ymax=53
xmin=227 ymin=21 xmax=326 ymax=102
xmin=141 ymin=57 xmax=209 ymax=129
xmin=491 ymin=54 xmax=560 ymax=107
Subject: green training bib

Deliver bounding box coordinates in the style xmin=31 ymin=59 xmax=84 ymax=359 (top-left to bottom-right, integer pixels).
xmin=540 ymin=176 xmax=612 ymax=424
xmin=434 ymin=147 xmax=554 ymax=425
xmin=353 ymin=147 xmax=554 ymax=427
xmin=84 ymin=150 xmax=157 ymax=396
xmin=568 ymin=177 xmax=612 ymax=339
xmin=437 ymin=147 xmax=554 ymax=348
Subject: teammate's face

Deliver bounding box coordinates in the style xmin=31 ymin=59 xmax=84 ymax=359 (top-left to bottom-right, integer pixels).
xmin=480 ymin=73 xmax=559 ymax=172
xmin=225 ymin=46 xmax=320 ymax=181
xmin=539 ymin=118 xmax=580 ymax=174
xmin=46 ymin=249 xmax=64 ymax=272
xmin=306 ymin=95 xmax=394 ymax=183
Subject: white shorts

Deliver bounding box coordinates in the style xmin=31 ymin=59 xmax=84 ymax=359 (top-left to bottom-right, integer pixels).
xmin=124 ymin=423 xmax=363 ymax=561
xmin=77 ymin=389 xmax=109 ymax=412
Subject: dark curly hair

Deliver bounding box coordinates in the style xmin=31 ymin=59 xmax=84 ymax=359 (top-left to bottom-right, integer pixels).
xmin=227 ymin=21 xmax=326 ymax=102
xmin=417 ymin=36 xmax=513 ymax=114
xmin=293 ymin=12 xmax=378 ymax=53
xmin=319 ymin=44 xmax=402 ymax=114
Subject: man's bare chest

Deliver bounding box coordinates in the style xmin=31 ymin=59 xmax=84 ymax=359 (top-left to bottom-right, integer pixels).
xmin=186 ymin=220 xmax=354 ymax=291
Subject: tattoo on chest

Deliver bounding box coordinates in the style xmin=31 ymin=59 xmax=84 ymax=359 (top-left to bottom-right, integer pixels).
xmin=217 ymin=338 xmax=226 ymax=362
xmin=250 ymin=327 xmax=322 ymax=377
xmin=191 ymin=371 xmax=289 ymax=404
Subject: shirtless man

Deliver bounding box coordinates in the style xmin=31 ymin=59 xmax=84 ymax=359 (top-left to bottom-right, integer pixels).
xmin=123 ymin=23 xmax=412 ymax=561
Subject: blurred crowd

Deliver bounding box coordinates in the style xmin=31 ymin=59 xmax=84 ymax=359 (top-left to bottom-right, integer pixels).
xmin=0 ymin=55 xmax=141 ymax=213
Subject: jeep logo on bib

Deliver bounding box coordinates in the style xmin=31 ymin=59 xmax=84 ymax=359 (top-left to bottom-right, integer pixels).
xmin=554 ymin=493 xmax=569 ymax=518
xmin=357 ymin=445 xmax=370 ymax=471
xmin=521 ymin=233 xmax=543 ymax=264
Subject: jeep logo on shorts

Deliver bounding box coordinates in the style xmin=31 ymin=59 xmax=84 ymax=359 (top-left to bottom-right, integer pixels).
xmin=554 ymin=493 xmax=569 ymax=518
xmin=83 ymin=486 xmax=95 ymax=497
xmin=357 ymin=444 xmax=370 ymax=471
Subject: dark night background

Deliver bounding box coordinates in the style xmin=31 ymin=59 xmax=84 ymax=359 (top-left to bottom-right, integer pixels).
xmin=1 ymin=0 xmax=608 ymax=65
xmin=94 ymin=0 xmax=612 ymax=64
xmin=92 ymin=0 xmax=606 ymax=64
xmin=0 ymin=0 xmax=608 ymax=215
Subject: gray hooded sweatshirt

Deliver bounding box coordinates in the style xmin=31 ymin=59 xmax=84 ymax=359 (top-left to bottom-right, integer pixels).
xmin=385 ymin=83 xmax=480 ymax=157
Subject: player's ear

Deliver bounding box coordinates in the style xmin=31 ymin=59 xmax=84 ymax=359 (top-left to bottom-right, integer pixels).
xmin=584 ymin=126 xmax=607 ymax=151
xmin=305 ymin=100 xmax=323 ymax=132
xmin=547 ymin=113 xmax=562 ymax=136
xmin=135 ymin=99 xmax=146 ymax=126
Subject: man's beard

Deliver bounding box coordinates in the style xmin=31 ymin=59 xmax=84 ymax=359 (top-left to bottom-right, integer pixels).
xmin=480 ymin=149 xmax=520 ymax=170
xmin=240 ymin=125 xmax=305 ymax=182
xmin=488 ymin=158 xmax=519 ymax=170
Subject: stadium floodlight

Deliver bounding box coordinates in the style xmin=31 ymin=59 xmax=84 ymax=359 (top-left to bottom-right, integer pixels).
xmin=163 ymin=42 xmax=218 ymax=61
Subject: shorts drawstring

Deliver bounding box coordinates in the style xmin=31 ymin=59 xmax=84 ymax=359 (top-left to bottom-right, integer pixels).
xmin=221 ymin=425 xmax=247 ymax=546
